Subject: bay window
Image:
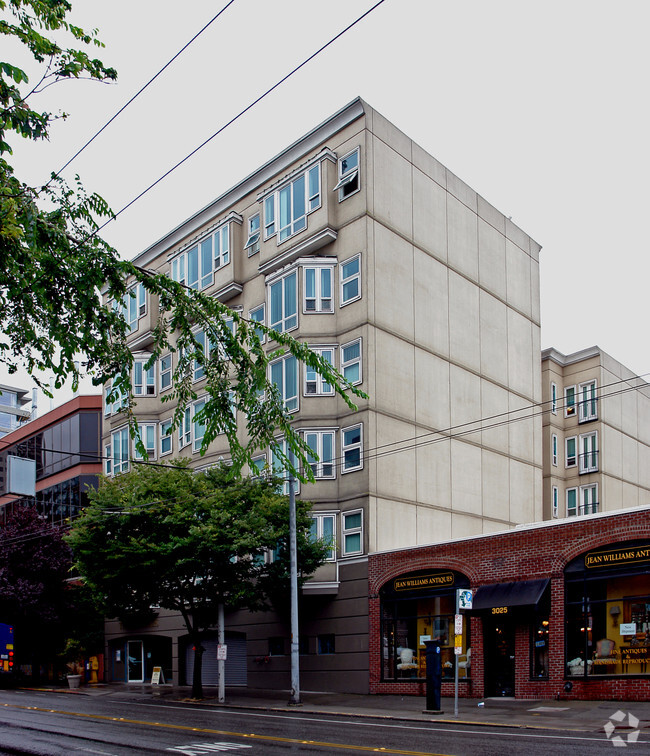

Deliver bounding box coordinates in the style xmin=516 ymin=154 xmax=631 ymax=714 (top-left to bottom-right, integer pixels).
xmin=304 ymin=430 xmax=335 ymax=478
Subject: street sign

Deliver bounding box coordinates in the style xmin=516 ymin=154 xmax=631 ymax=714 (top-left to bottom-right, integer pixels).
xmin=454 ymin=614 xmax=463 ymax=634
xmin=217 ymin=644 xmax=227 ymax=661
xmin=457 ymin=589 xmax=473 ymax=610
xmin=454 ymin=635 xmax=463 ymax=655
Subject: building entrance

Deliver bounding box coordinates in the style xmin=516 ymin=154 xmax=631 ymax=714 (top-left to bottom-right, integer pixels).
xmin=484 ymin=617 xmax=515 ymax=697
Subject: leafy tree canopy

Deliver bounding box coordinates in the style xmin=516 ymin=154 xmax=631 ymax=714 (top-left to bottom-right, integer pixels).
xmin=0 ymin=0 xmax=365 ymax=476
xmin=66 ymin=461 xmax=328 ymax=697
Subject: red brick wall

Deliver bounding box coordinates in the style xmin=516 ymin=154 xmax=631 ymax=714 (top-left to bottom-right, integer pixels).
xmin=369 ymin=510 xmax=650 ymax=700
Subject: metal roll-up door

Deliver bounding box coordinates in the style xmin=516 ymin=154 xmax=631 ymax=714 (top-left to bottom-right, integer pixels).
xmin=184 ymin=634 xmax=247 ymax=687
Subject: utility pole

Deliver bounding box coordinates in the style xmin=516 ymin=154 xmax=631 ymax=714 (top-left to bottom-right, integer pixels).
xmin=288 ymin=472 xmax=301 ymax=705
xmin=218 ymin=602 xmax=225 ymax=704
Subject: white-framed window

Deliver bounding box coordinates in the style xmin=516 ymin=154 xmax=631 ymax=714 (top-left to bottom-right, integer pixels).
xmin=304 ymin=430 xmax=335 ymax=478
xmin=244 ymin=213 xmax=260 ymax=256
xmin=341 ymin=339 xmax=362 ymax=385
xmin=580 ymin=483 xmax=599 ymax=515
xmin=566 ymin=487 xmax=578 ymax=517
xmin=249 ymin=304 xmax=265 ymax=343
xmin=179 ymin=406 xmax=192 ymax=449
xmin=552 ymin=486 xmax=559 ymax=518
xmin=134 ymin=423 xmax=156 ymax=460
xmin=565 ymin=436 xmax=577 ymax=468
xmin=104 ymin=443 xmax=112 ymax=476
xmin=334 ymin=147 xmax=360 ymax=201
xmin=270 ymin=353 xmax=298 ymax=412
xmin=564 ymin=385 xmax=576 ymax=418
xmin=193 ymin=398 xmax=206 ymax=452
xmin=551 ymin=382 xmax=557 ymax=414
xmin=303 ymin=265 xmax=333 ymax=313
xmin=579 ymin=432 xmax=598 ymax=474
xmin=170 ymin=225 xmax=230 ymax=289
xmin=273 ymin=163 xmax=320 ymax=243
xmin=113 ymin=283 xmax=146 ymax=332
xmin=551 ymin=433 xmax=558 ymax=466
xmin=271 ymin=438 xmax=298 ymax=496
xmin=268 ymin=269 xmax=298 ymax=333
xmin=103 ymin=383 xmax=112 ymax=417
xmin=171 ymin=238 xmax=212 ymax=290
xmin=309 ymin=513 xmax=336 ymax=561
xmin=133 ymin=359 xmax=156 ymax=396
xmin=193 ymin=330 xmax=208 ymax=382
xmin=160 ymin=355 xmax=172 ymax=392
xmin=342 ymin=509 xmax=363 ymax=555
xmin=304 ymin=347 xmax=334 ymax=396
xmin=342 ymin=424 xmax=363 ymax=473
xmin=160 ymin=419 xmax=173 ymax=456
xmin=264 ymin=195 xmax=275 ymax=239
xmin=111 ymin=427 xmax=129 ymax=475
xmin=105 ymin=382 xmax=127 ymax=416
xmin=340 ymin=254 xmax=361 ymax=306
xmin=213 ymin=224 xmax=230 ymax=270
xmin=578 ymin=380 xmax=598 ymax=423
xmin=251 ymin=454 xmax=266 ymax=477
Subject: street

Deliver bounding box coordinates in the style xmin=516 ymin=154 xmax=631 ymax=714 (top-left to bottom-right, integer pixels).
xmin=0 ymin=690 xmax=643 ymax=755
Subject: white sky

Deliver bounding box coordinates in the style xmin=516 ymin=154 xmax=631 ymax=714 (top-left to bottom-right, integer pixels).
xmin=4 ymin=0 xmax=650 ymax=409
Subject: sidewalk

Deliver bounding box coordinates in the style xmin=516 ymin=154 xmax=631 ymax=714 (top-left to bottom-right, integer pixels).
xmin=21 ymin=682 xmax=650 ymax=734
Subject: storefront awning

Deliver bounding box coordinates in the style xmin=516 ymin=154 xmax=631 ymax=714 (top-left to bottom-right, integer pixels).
xmin=472 ymin=578 xmax=549 ymax=611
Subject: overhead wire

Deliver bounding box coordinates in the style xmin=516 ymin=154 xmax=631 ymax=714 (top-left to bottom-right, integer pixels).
xmin=50 ymin=0 xmax=238 ymax=183
xmin=90 ymin=0 xmax=388 ymax=238
xmin=2 ymin=373 xmax=650 ymax=549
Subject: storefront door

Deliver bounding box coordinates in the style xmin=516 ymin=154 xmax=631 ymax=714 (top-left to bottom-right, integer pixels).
xmin=127 ymin=640 xmax=144 ymax=682
xmin=484 ymin=618 xmax=515 ymax=697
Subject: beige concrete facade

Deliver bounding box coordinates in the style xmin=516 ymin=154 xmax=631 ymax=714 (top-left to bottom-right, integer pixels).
xmin=542 ymin=346 xmax=650 ymax=521
xmin=103 ymin=98 xmax=543 ymax=692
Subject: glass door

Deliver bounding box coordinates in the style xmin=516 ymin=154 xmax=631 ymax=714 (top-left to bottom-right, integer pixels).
xmin=127 ymin=640 xmax=144 ymax=682
xmin=484 ymin=618 xmax=515 ymax=696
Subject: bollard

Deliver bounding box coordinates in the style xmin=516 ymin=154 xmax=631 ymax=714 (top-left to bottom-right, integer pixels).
xmin=423 ymin=639 xmax=443 ymax=714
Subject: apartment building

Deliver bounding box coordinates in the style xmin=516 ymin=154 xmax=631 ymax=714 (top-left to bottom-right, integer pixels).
xmin=542 ymin=347 xmax=650 ymax=521
xmin=0 ymin=385 xmax=30 ymax=439
xmin=103 ymin=98 xmax=543 ymax=693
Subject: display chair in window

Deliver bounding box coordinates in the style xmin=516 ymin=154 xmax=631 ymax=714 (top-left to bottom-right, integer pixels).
xmin=396 ymin=647 xmax=418 ymax=675
xmin=458 ymin=648 xmax=471 ymax=678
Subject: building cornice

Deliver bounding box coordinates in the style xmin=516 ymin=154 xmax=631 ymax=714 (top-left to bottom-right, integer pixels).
xmin=133 ymin=98 xmax=366 ymax=270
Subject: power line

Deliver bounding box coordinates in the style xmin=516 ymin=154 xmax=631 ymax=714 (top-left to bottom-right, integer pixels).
xmin=92 ymin=0 xmax=388 ymax=237
xmin=51 ymin=1 xmax=237 ymax=182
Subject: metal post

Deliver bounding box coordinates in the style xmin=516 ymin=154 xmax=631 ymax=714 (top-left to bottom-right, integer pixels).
xmin=288 ymin=472 xmax=301 ymax=704
xmin=218 ymin=602 xmax=225 ymax=704
xmin=454 ymin=591 xmax=460 ymax=717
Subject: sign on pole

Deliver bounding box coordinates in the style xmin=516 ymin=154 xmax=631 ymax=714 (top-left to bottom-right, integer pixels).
xmin=217 ymin=644 xmax=227 ymax=661
xmin=454 ymin=614 xmax=463 ymax=635
xmin=457 ymin=589 xmax=473 ymax=610
xmin=454 ymin=635 xmax=463 ymax=655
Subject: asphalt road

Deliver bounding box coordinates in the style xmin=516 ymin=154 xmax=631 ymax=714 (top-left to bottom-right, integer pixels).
xmin=0 ymin=690 xmax=643 ymax=755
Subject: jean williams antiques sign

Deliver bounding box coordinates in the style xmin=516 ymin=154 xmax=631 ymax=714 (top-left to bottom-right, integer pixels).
xmin=394 ymin=572 xmax=455 ymax=591
xmin=585 ymin=545 xmax=650 ymax=569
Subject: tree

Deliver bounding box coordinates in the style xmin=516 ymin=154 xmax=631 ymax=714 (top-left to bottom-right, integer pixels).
xmin=0 ymin=0 xmax=365 ymax=475
xmin=66 ymin=461 xmax=328 ymax=699
xmin=0 ymin=505 xmax=74 ymax=679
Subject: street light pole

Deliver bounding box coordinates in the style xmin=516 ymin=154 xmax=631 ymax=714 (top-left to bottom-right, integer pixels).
xmin=288 ymin=471 xmax=301 ymax=705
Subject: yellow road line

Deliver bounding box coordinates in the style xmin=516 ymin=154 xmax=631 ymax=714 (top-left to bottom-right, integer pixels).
xmin=0 ymin=702 xmax=452 ymax=755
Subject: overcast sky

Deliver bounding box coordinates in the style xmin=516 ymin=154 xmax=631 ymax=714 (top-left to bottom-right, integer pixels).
xmin=4 ymin=0 xmax=650 ymax=407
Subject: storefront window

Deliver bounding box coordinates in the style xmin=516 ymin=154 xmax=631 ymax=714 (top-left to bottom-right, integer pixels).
xmin=531 ymin=614 xmax=550 ymax=679
xmin=565 ymin=541 xmax=650 ymax=677
xmin=380 ymin=569 xmax=470 ymax=682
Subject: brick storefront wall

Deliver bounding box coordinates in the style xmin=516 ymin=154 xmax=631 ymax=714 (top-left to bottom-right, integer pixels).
xmin=368 ymin=510 xmax=650 ymax=700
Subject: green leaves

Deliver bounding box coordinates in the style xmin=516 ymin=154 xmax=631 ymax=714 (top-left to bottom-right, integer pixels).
xmin=66 ymin=462 xmax=326 ymax=625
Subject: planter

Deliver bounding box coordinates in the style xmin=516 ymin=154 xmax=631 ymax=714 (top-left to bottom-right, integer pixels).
xmin=67 ymin=674 xmax=82 ymax=689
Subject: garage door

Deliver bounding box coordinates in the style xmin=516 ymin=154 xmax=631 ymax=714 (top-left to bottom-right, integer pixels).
xmin=184 ymin=634 xmax=247 ymax=687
